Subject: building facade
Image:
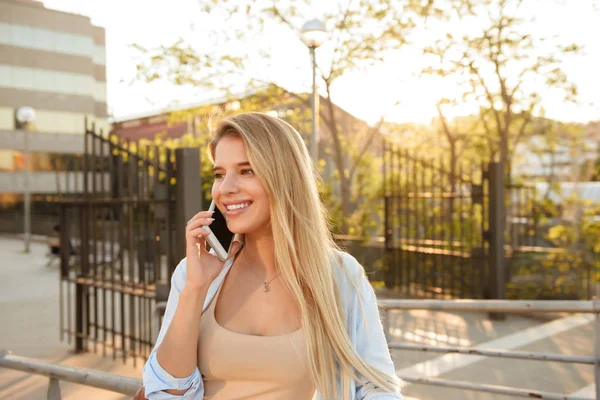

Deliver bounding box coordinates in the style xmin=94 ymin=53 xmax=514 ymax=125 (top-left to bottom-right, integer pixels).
xmin=0 ymin=0 xmax=108 ymax=233
xmin=512 ymin=122 xmax=600 ymax=182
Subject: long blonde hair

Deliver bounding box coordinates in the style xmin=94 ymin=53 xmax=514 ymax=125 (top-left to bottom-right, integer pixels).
xmin=208 ymin=112 xmax=397 ymax=399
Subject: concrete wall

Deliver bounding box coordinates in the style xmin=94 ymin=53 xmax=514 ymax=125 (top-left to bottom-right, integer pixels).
xmin=0 ymin=171 xmax=110 ymax=193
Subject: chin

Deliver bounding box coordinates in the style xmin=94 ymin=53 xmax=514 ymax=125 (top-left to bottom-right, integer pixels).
xmin=226 ymin=221 xmax=251 ymax=235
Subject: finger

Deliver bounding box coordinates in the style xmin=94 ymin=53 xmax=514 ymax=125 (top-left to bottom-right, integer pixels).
xmin=186 ymin=218 xmax=214 ymax=231
xmin=186 ymin=211 xmax=215 ymax=226
xmin=188 ymin=226 xmax=211 ymax=239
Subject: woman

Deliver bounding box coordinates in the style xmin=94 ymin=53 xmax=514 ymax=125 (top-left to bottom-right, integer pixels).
xmin=141 ymin=112 xmax=402 ymax=399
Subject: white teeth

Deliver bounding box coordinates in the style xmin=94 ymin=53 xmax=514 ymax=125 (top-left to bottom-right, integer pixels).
xmin=227 ymin=202 xmax=250 ymax=211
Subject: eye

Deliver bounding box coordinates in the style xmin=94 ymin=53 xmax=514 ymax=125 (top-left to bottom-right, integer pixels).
xmin=214 ymin=173 xmax=225 ymax=180
xmin=241 ymin=169 xmax=254 ymax=176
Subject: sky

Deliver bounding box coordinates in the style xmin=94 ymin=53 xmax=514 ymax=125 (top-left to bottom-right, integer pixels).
xmin=41 ymin=0 xmax=600 ymax=125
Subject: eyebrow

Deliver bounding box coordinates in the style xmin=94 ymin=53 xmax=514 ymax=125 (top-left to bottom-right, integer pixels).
xmin=212 ymin=161 xmax=251 ymax=172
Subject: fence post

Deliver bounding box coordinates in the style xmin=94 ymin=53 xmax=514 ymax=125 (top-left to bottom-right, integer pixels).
xmin=487 ymin=162 xmax=506 ymax=320
xmin=47 ymin=377 xmax=61 ymax=400
xmin=174 ymin=148 xmax=202 ymax=270
xmin=594 ymin=297 xmax=600 ymax=400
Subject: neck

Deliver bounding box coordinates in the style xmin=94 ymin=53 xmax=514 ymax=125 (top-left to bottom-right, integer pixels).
xmin=242 ymin=232 xmax=276 ymax=277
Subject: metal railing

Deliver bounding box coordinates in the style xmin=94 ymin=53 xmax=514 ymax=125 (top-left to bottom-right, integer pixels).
xmin=379 ymin=298 xmax=600 ymax=400
xmin=2 ymin=299 xmax=598 ymax=399
xmin=0 ymin=351 xmax=141 ymax=399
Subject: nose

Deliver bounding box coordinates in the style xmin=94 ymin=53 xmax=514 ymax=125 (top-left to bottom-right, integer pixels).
xmin=218 ymin=173 xmax=240 ymax=195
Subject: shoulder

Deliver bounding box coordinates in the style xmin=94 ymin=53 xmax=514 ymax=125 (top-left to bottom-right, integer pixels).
xmin=330 ymin=248 xmax=365 ymax=280
xmin=329 ymin=249 xmax=368 ymax=301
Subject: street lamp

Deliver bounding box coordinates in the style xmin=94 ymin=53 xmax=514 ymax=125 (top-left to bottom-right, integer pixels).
xmin=15 ymin=106 xmax=36 ymax=253
xmin=301 ymin=18 xmax=327 ymax=162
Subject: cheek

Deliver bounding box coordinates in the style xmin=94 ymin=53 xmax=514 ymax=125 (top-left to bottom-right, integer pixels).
xmin=211 ymin=182 xmax=220 ymax=199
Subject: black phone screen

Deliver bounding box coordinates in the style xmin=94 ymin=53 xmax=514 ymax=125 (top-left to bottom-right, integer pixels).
xmin=211 ymin=205 xmax=235 ymax=250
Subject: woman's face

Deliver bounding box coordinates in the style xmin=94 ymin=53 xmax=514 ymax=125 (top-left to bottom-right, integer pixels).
xmin=212 ymin=135 xmax=271 ymax=236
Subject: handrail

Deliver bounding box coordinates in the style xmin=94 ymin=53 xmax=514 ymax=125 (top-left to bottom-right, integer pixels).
xmin=390 ymin=343 xmax=596 ymax=364
xmin=0 ymin=351 xmax=141 ymax=397
xmin=378 ymin=299 xmax=597 ymax=313
xmin=379 ymin=298 xmax=600 ymax=400
xmin=2 ymin=297 xmax=598 ymax=400
xmin=399 ymin=375 xmax=592 ymax=400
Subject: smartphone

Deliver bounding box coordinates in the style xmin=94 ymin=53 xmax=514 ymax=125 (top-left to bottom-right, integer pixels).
xmin=203 ymin=200 xmax=236 ymax=261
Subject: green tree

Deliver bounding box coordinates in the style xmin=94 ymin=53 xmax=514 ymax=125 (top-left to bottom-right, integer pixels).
xmin=132 ymin=0 xmax=440 ymax=233
xmin=422 ymin=0 xmax=581 ymax=180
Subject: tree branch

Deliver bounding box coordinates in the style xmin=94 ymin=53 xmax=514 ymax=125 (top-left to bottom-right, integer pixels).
xmin=348 ymin=117 xmax=385 ymax=182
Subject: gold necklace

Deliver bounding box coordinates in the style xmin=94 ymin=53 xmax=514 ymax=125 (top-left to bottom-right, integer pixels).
xmin=242 ymin=250 xmax=279 ymax=292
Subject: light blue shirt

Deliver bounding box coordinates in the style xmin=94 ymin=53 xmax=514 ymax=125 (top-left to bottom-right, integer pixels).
xmin=142 ymin=249 xmax=403 ymax=399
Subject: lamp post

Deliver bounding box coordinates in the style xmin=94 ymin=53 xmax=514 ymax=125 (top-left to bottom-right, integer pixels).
xmin=301 ymin=18 xmax=327 ymax=162
xmin=15 ymin=106 xmax=36 ymax=253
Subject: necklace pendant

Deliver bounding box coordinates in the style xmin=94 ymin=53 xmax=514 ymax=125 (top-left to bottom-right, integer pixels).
xmin=263 ymin=282 xmax=269 ymax=292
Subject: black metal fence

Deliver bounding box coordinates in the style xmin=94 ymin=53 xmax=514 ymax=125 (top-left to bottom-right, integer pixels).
xmin=380 ymin=139 xmax=598 ymax=301
xmin=505 ymin=184 xmax=598 ymax=300
xmin=56 ymin=122 xmax=183 ymax=364
xmin=381 ymin=143 xmax=499 ymax=299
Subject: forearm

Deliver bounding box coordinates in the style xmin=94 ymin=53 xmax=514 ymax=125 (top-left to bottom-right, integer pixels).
xmin=156 ymin=286 xmax=207 ymax=381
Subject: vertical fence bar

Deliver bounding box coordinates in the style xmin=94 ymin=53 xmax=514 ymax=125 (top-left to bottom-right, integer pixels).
xmin=408 ymin=152 xmax=415 ymax=296
xmin=99 ymin=130 xmax=107 ymax=358
xmin=128 ymin=141 xmax=137 ymax=367
xmin=395 ymin=147 xmax=402 ymax=289
xmin=480 ymin=163 xmax=488 ymax=299
xmin=47 ymin=377 xmax=61 ymax=400
xmin=400 ymin=149 xmax=406 ymax=296
xmin=75 ymin=127 xmax=88 ymax=353
xmin=152 ymin=145 xmax=161 ymax=347
xmin=594 ymin=298 xmax=599 ymax=400
xmin=390 ymin=146 xmax=397 ymax=289
xmin=389 ymin=145 xmax=395 ymax=289
xmin=116 ymin=143 xmax=125 ymax=362
xmin=488 ymin=162 xmax=505 ymax=319
xmin=473 ymin=165 xmax=479 ymax=299
xmin=124 ymin=139 xmax=134 ymax=364
xmin=426 ymin=156 xmax=433 ymax=297
xmin=440 ymin=154 xmax=449 ymax=298
xmin=67 ymin=207 xmax=74 ymax=346
xmin=435 ymin=155 xmax=442 ymax=298
xmin=142 ymin=145 xmax=150 ymax=356
xmin=153 ymin=147 xmax=161 ymax=285
xmin=59 ymin=204 xmax=67 ymax=342
xmin=383 ymin=142 xmax=392 ymax=289
xmin=460 ymin=160 xmax=466 ymax=299
xmin=138 ymin=146 xmax=147 ymax=359
xmin=420 ymin=159 xmax=427 ymax=297
xmin=108 ymin=136 xmax=116 ymax=359
xmin=90 ymin=123 xmax=98 ymax=354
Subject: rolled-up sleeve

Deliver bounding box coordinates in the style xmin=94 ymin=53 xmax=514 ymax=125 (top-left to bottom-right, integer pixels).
xmin=142 ymin=258 xmax=204 ymax=399
xmin=347 ymin=255 xmax=403 ymax=400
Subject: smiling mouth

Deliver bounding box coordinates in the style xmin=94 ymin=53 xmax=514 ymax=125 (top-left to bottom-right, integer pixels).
xmin=225 ymin=201 xmax=252 ymax=212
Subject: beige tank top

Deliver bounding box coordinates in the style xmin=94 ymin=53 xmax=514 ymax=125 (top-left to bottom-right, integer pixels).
xmin=197 ymin=282 xmax=317 ymax=400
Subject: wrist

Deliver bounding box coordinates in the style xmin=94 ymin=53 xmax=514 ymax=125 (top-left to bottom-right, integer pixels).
xmin=181 ymin=284 xmax=209 ymax=299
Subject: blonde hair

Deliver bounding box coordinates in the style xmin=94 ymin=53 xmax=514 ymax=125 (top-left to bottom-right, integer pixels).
xmin=208 ymin=112 xmax=397 ymax=399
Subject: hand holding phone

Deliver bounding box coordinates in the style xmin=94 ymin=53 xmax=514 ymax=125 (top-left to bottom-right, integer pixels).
xmin=203 ymin=200 xmax=237 ymax=261
xmin=183 ymin=201 xmax=240 ymax=291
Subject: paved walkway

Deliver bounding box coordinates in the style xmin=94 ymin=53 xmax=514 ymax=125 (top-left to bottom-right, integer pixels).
xmin=0 ymin=236 xmax=595 ymax=399
xmin=0 ymin=237 xmax=141 ymax=399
